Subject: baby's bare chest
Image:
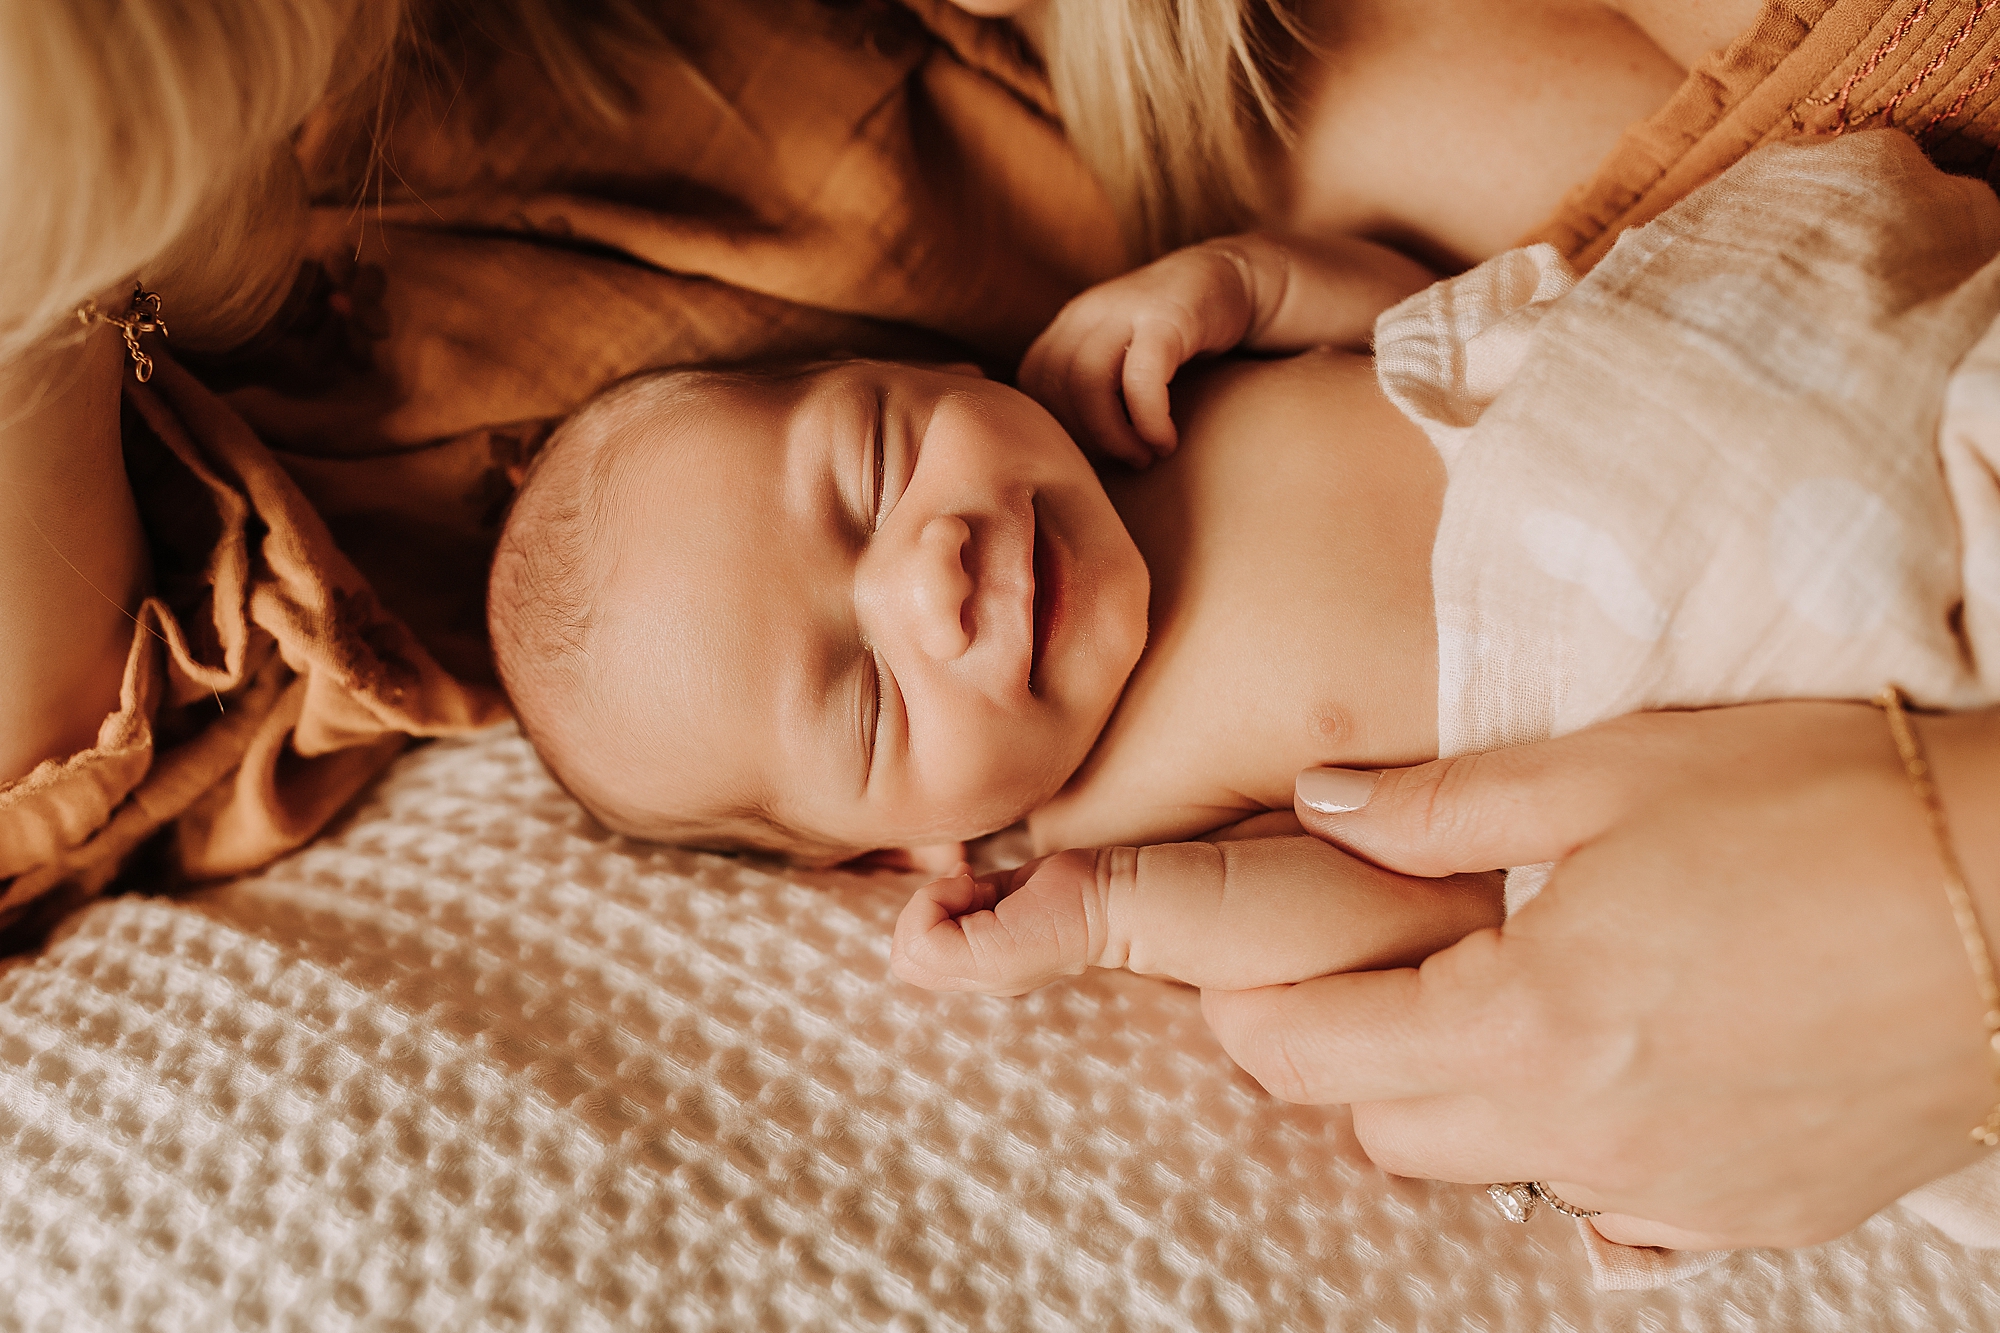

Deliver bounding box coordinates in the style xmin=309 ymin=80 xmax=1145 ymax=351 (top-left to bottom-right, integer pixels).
xmin=1029 ymin=355 xmax=1442 ymax=851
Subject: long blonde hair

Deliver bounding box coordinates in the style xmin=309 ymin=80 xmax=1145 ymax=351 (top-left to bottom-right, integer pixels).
xmin=1043 ymin=0 xmax=1300 ymax=262
xmin=0 ymin=0 xmax=403 ymax=363
xmin=0 ymin=0 xmax=690 ymax=366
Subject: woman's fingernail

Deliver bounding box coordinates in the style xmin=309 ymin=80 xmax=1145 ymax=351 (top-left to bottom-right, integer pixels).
xmin=1296 ymin=767 xmax=1380 ymax=813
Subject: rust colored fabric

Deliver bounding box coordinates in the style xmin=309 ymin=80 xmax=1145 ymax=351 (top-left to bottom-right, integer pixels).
xmin=1531 ymin=0 xmax=2000 ymax=267
xmin=0 ymin=359 xmax=498 ymax=938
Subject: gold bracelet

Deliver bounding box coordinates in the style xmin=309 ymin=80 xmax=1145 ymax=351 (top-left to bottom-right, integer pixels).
xmin=73 ymin=282 xmax=168 ymax=383
xmin=1876 ymin=685 xmax=2000 ymax=1147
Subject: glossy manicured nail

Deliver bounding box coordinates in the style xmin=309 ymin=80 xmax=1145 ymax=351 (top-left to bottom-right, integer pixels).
xmin=1296 ymin=767 xmax=1380 ymax=814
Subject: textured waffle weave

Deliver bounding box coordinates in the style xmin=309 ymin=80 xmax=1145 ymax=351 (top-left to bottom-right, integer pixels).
xmin=1 ymin=726 xmax=1997 ymax=1331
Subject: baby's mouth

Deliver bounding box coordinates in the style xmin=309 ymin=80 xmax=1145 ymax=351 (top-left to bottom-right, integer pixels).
xmin=1030 ymin=499 xmax=1063 ymax=693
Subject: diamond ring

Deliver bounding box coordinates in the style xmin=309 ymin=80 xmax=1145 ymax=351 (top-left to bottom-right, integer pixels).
xmin=1487 ymin=1181 xmax=1601 ymax=1222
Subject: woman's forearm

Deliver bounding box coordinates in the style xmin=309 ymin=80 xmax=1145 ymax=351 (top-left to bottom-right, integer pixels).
xmin=0 ymin=322 xmax=148 ymax=784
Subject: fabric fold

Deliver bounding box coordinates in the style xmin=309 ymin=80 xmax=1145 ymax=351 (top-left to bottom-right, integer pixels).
xmin=0 ymin=360 xmax=506 ymax=935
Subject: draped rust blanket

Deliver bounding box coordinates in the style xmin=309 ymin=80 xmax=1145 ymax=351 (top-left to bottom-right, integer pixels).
xmin=5 ymin=0 xmax=2000 ymax=935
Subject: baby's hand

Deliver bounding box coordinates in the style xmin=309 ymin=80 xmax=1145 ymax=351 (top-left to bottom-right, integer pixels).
xmin=1018 ymin=233 xmax=1435 ymax=468
xmin=1019 ymin=243 xmax=1258 ymax=467
xmin=890 ymin=837 xmax=1502 ymax=996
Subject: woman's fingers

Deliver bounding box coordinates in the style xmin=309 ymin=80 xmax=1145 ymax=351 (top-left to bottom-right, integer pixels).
xmin=1199 ymin=922 xmax=1512 ymax=1104
xmin=892 ymin=837 xmax=1503 ymax=997
xmin=1588 ymin=1214 xmax=1741 ymax=1251
xmin=1351 ymin=1095 xmax=1750 ymax=1248
xmin=1296 ymin=705 xmax=1880 ymax=879
xmin=1346 ymin=1094 xmax=1544 ymax=1184
xmin=1291 ymin=722 xmax=1670 ymax=877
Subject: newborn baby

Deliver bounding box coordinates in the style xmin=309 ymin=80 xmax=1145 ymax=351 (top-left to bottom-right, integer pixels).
xmin=487 ymin=270 xmax=1446 ymax=869
xmin=490 ymin=132 xmax=2000 ymax=995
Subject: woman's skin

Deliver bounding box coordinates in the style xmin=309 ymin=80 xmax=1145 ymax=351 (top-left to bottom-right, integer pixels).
xmin=1280 ymin=0 xmax=1691 ymax=269
xmin=965 ymin=0 xmax=1767 ymax=271
xmin=1244 ymin=703 xmax=2000 ymax=1250
xmin=0 ymin=319 xmax=146 ymax=783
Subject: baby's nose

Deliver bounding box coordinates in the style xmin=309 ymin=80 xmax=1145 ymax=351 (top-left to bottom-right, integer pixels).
xmin=908 ymin=515 xmax=974 ymax=660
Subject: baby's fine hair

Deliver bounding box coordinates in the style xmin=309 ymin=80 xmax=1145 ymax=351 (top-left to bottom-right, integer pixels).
xmin=488 ymin=367 xmax=692 ymax=816
xmin=487 ymin=363 xmax=850 ymax=863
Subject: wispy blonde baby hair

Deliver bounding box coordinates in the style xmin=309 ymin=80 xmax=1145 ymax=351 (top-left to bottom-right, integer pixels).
xmin=1044 ymin=0 xmax=1302 ymax=261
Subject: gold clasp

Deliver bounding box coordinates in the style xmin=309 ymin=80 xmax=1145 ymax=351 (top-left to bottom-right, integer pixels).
xmin=74 ymin=283 xmax=169 ymax=383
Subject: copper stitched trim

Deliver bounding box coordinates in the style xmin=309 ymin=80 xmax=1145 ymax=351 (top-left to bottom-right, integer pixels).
xmin=1919 ymin=47 xmax=2000 ymax=136
xmin=1880 ymin=0 xmax=2000 ymax=129
xmin=1797 ymin=0 xmax=1935 ymax=132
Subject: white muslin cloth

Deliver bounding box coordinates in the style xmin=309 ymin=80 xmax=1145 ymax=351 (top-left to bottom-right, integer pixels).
xmin=7 ymin=724 xmax=2000 ymax=1327
xmin=1375 ymin=128 xmax=2000 ymax=1289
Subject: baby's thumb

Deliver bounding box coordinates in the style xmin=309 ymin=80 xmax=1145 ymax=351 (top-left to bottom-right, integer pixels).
xmin=1293 ymin=741 xmax=1624 ymax=878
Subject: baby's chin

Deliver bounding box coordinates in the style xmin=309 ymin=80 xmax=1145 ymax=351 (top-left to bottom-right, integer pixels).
xmin=865 ymin=763 xmax=1081 ymax=855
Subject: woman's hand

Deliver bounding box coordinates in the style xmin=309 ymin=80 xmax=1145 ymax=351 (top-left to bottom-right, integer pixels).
xmin=1018 ymin=232 xmax=1432 ymax=467
xmin=891 ymin=834 xmax=1503 ymax=995
xmin=1206 ymin=701 xmax=2000 ymax=1250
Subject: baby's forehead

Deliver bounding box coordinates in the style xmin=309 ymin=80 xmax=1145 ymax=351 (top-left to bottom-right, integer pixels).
xmin=579 ymin=384 xmax=840 ymax=783
xmin=585 ymin=365 xmax=832 ymax=500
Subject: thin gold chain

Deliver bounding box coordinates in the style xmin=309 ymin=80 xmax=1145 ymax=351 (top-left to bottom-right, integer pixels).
xmin=1877 ymin=685 xmax=2000 ymax=1146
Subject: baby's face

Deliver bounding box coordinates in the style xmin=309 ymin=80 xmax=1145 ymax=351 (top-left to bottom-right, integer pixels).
xmin=577 ymin=361 xmax=1149 ymax=855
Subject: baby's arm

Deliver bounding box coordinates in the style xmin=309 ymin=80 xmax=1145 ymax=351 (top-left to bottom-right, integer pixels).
xmin=1020 ymin=233 xmax=1435 ymax=466
xmin=891 ymin=834 xmax=1502 ymax=997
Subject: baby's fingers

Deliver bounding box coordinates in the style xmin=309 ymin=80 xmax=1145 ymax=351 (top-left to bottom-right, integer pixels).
xmin=892 ymin=839 xmax=1506 ymax=996
xmin=890 ymin=854 xmax=1100 ymax=995
xmin=1021 ymin=322 xmax=1160 ymax=469
xmin=1064 ymin=334 xmax=1159 ymax=468
xmin=1120 ymin=317 xmax=1186 ymax=457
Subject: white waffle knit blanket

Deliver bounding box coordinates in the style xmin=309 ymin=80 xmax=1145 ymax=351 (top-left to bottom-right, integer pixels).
xmin=1 ymin=723 xmax=1997 ymax=1330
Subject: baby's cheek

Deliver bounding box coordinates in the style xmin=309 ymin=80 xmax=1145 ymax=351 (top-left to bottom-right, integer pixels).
xmin=909 ymin=727 xmax=1058 ymax=836
xmin=989 ymin=722 xmax=1086 ymax=824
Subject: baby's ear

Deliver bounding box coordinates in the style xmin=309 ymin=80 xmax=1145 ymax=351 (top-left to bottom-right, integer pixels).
xmin=839 ymin=843 xmax=969 ymax=875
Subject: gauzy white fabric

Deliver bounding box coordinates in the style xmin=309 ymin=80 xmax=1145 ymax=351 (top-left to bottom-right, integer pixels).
xmin=1377 ymin=130 xmax=2000 ymax=766
xmin=1374 ymin=129 xmax=2000 ymax=1288
xmin=1 ymin=724 xmax=1997 ymax=1329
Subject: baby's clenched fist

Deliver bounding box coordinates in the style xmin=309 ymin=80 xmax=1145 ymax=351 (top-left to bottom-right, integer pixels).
xmin=1017 ymin=232 xmax=1436 ymax=469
